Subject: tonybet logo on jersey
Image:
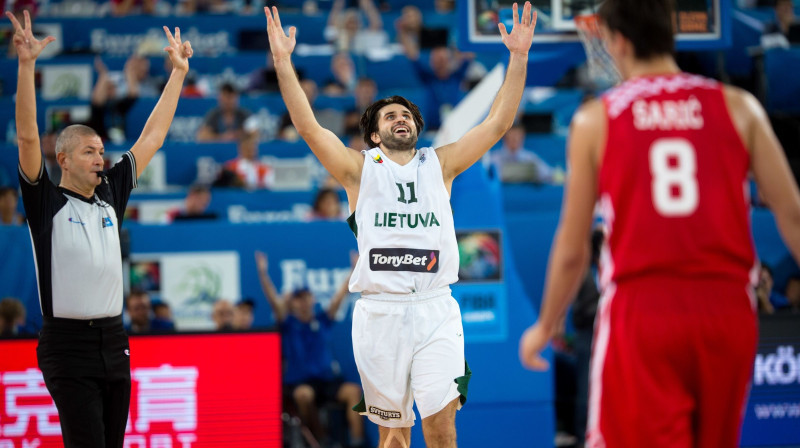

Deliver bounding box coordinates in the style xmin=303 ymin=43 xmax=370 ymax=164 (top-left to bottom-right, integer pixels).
xmin=369 ymin=248 xmax=439 ymax=273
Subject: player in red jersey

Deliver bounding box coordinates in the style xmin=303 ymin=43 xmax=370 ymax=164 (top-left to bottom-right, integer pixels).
xmin=519 ymin=0 xmax=800 ymax=446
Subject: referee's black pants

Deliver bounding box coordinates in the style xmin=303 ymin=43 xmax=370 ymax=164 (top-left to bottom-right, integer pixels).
xmin=37 ymin=315 xmax=131 ymax=448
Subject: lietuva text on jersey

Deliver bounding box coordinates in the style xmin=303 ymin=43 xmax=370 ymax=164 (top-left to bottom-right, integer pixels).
xmin=373 ymin=211 xmax=441 ymax=228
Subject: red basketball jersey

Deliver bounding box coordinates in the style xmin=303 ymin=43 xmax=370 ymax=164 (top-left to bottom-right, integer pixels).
xmin=598 ymin=73 xmax=756 ymax=287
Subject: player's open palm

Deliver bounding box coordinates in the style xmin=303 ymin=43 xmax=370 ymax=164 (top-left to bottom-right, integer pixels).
xmin=264 ymin=6 xmax=296 ymax=61
xmin=163 ymin=26 xmax=193 ymax=72
xmin=6 ymin=10 xmax=55 ymax=63
xmin=499 ymin=1 xmax=537 ymax=56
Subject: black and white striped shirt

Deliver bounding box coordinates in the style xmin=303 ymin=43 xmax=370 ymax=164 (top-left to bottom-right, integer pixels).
xmin=19 ymin=152 xmax=137 ymax=319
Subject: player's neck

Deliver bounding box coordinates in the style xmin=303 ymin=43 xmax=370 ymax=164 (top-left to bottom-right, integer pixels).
xmin=624 ymin=56 xmax=681 ymax=81
xmin=382 ymin=147 xmax=417 ymax=166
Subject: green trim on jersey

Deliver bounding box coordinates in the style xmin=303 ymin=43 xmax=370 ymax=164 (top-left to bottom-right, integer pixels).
xmin=347 ymin=211 xmax=358 ymax=237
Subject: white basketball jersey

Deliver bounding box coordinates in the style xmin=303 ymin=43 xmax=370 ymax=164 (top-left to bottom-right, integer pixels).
xmin=349 ymin=147 xmax=459 ymax=294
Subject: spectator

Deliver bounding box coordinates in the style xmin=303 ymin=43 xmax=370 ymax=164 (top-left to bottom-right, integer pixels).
xmin=0 ymin=296 xmax=26 ymax=336
xmin=222 ymin=132 xmax=274 ymax=189
xmin=166 ymin=184 xmax=218 ymax=222
xmin=212 ymin=299 xmax=235 ymax=330
xmin=255 ymin=250 xmax=365 ymax=448
xmin=343 ymin=78 xmax=378 ymax=135
xmin=435 ymin=0 xmax=455 ymax=13
xmin=768 ymin=0 xmax=796 ymax=37
xmin=280 ymin=78 xmax=348 ymax=140
xmin=125 ymin=289 xmax=174 ymax=333
xmin=196 ymin=82 xmax=253 ymax=142
xmin=233 ymin=298 xmax=256 ymax=330
xmin=310 ymin=187 xmax=344 ymax=220
xmin=322 ymin=52 xmax=357 ymax=95
xmin=85 ymin=56 xmax=140 ymax=144
xmin=110 ymin=0 xmax=157 ymax=16
xmin=756 ymin=264 xmax=790 ymax=314
xmin=40 ymin=131 xmax=61 ymax=185
xmin=179 ymin=0 xmax=228 ymax=14
xmin=0 ymin=186 xmax=24 ymax=225
xmin=394 ymin=5 xmax=423 ymax=45
xmin=246 ymin=52 xmax=280 ymax=94
xmin=397 ymin=25 xmax=472 ymax=129
xmin=352 ymin=77 xmax=377 ymax=112
xmin=782 ymin=275 xmax=800 ymax=313
xmin=490 ymin=123 xmax=556 ymax=184
xmin=324 ymin=0 xmax=388 ymax=55
xmin=151 ymin=298 xmax=173 ymax=322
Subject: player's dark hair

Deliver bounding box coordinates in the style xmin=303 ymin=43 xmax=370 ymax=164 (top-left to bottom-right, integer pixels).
xmin=598 ymin=0 xmax=675 ymax=60
xmin=360 ymin=96 xmax=424 ymax=149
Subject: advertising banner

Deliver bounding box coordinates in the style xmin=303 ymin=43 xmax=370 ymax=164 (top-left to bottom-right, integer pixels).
xmin=0 ymin=332 xmax=282 ymax=448
xmin=741 ymin=314 xmax=800 ymax=446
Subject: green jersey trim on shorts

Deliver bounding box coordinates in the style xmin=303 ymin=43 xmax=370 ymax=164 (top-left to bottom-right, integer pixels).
xmin=455 ymin=360 xmax=472 ymax=406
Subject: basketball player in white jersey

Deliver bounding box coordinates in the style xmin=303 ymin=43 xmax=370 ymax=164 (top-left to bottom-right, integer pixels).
xmin=265 ymin=4 xmax=536 ymax=447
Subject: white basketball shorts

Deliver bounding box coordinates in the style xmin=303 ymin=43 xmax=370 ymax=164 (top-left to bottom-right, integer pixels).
xmin=351 ymin=287 xmax=468 ymax=428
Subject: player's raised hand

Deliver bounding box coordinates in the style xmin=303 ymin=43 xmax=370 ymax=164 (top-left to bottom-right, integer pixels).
xmin=519 ymin=322 xmax=551 ymax=371
xmin=6 ymin=10 xmax=55 ymax=63
xmin=264 ymin=6 xmax=296 ymax=61
xmin=498 ymin=2 xmax=537 ymax=56
xmin=163 ymin=26 xmax=193 ymax=72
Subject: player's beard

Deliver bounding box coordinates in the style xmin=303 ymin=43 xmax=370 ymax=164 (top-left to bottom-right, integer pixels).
xmin=379 ymin=127 xmax=417 ymax=152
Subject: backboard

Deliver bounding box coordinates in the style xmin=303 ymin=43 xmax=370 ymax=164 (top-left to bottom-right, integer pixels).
xmin=459 ymin=0 xmax=732 ymax=51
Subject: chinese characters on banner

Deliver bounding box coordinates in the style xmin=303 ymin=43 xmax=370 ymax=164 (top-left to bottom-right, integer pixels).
xmin=0 ymin=333 xmax=282 ymax=448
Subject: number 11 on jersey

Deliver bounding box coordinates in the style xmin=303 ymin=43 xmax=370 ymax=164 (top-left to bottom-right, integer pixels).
xmin=396 ymin=182 xmax=418 ymax=204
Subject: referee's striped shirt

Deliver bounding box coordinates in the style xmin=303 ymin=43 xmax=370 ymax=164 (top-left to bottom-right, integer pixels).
xmin=19 ymin=152 xmax=137 ymax=319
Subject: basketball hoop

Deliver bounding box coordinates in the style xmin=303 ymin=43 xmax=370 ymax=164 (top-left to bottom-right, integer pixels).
xmin=574 ymin=13 xmax=622 ymax=88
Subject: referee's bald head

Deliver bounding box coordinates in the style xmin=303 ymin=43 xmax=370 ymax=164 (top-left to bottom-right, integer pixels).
xmin=55 ymin=124 xmax=100 ymax=155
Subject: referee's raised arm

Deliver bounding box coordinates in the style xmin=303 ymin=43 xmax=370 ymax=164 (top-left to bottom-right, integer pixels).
xmin=128 ymin=26 xmax=193 ymax=178
xmin=7 ymin=10 xmax=55 ymax=182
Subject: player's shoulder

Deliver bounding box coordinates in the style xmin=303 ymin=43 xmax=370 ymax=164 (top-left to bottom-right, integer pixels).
xmin=720 ymin=83 xmax=768 ymax=140
xmin=571 ymin=98 xmax=606 ymax=133
xmin=721 ymin=84 xmax=763 ymax=116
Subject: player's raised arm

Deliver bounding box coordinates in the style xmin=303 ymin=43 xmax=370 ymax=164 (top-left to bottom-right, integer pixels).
xmin=7 ymin=10 xmax=55 ymax=182
xmin=129 ymin=26 xmax=193 ymax=178
xmin=265 ymin=6 xmax=363 ymax=189
xmin=436 ymin=2 xmax=536 ymax=183
xmin=519 ymin=100 xmax=603 ymax=371
xmin=736 ymin=88 xmax=800 ymax=264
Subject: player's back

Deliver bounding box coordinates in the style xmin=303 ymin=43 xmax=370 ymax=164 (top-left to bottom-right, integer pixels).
xmin=599 ymin=73 xmax=756 ymax=286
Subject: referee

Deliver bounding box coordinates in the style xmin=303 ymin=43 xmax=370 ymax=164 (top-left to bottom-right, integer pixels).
xmin=7 ymin=11 xmax=193 ymax=448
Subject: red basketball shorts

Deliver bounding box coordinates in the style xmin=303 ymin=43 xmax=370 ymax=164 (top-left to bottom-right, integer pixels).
xmin=586 ymin=276 xmax=758 ymax=448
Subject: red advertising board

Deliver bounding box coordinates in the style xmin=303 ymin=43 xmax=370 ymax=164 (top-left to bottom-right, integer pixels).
xmin=0 ymin=332 xmax=282 ymax=448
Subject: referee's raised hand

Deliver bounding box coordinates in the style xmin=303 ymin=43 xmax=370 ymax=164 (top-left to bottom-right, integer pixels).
xmin=6 ymin=10 xmax=55 ymax=63
xmin=162 ymin=26 xmax=193 ymax=73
